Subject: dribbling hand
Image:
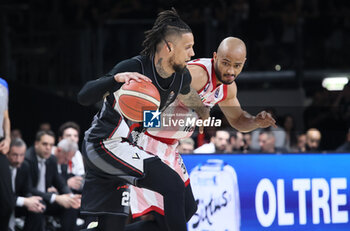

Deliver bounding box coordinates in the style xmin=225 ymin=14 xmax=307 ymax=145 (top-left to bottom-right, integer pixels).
xmin=254 ymin=111 xmax=277 ymax=128
xmin=114 ymin=72 xmax=152 ymax=85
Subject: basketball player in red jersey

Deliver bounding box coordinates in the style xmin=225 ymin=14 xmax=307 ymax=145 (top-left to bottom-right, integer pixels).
xmin=129 ymin=37 xmax=276 ymax=230
xmin=188 ymin=37 xmax=276 ymax=130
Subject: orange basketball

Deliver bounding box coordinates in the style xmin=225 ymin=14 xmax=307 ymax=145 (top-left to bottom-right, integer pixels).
xmin=116 ymin=80 xmax=160 ymax=122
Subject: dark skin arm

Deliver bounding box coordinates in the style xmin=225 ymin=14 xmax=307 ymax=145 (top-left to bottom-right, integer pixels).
xmin=178 ymin=87 xmax=210 ymax=133
xmin=219 ymin=82 xmax=277 ymax=132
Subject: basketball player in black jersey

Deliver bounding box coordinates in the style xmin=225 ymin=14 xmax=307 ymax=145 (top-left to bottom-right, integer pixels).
xmin=78 ymin=8 xmax=208 ymax=231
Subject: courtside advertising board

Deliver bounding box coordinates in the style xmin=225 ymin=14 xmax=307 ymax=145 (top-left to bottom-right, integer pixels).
xmin=183 ymin=153 xmax=350 ymax=231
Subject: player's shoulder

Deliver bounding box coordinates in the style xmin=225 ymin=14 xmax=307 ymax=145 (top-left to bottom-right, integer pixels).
xmin=187 ymin=63 xmax=207 ymax=76
xmin=187 ymin=60 xmax=209 ymax=90
xmin=109 ymin=56 xmax=144 ymax=74
xmin=0 ymin=78 xmax=8 ymax=90
xmin=117 ymin=56 xmax=144 ymax=67
xmin=188 ymin=58 xmax=212 ymax=66
xmin=188 ymin=58 xmax=211 ymax=72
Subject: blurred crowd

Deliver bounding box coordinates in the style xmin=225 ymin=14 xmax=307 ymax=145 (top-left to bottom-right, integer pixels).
xmin=179 ymin=82 xmax=350 ymax=154
xmin=4 ymin=122 xmax=85 ymax=230
xmin=3 ymin=0 xmax=350 ymax=71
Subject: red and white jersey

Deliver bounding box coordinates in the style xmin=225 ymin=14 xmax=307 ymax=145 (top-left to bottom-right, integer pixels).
xmin=130 ymin=59 xmax=230 ymax=217
xmin=147 ymin=58 xmax=228 ymax=140
xmin=130 ymin=133 xmax=189 ymax=218
xmin=188 ymin=58 xmax=228 ymax=108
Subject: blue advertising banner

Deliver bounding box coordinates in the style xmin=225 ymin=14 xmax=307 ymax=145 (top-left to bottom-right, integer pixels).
xmin=182 ymin=154 xmax=350 ymax=231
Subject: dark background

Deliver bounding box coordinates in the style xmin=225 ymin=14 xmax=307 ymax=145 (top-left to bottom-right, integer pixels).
xmin=1 ymin=0 xmax=349 ymax=148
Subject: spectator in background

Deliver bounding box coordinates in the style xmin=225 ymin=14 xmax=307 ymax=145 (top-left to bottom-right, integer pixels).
xmin=333 ymin=82 xmax=350 ymax=132
xmin=297 ymin=133 xmax=307 ymax=152
xmin=258 ymin=130 xmax=287 ymax=154
xmin=58 ymin=122 xmax=85 ymax=177
xmin=25 ymin=130 xmax=81 ymax=231
xmin=243 ymin=132 xmax=252 ymax=152
xmin=336 ymin=128 xmax=350 ymax=152
xmin=194 ymin=130 xmax=230 ymax=154
xmin=52 ymin=139 xmax=81 ymax=192
xmin=250 ymin=107 xmax=286 ymax=150
xmin=226 ymin=131 xmax=245 ymax=153
xmin=0 ymin=77 xmax=13 ymax=230
xmin=7 ymin=138 xmax=45 ymax=231
xmin=38 ymin=122 xmax=51 ymax=132
xmin=52 ymin=138 xmax=81 ymax=230
xmin=177 ymin=138 xmax=195 ymax=154
xmin=11 ymin=128 xmax=23 ymax=140
xmin=303 ymin=88 xmax=331 ymax=146
xmin=282 ymin=114 xmax=298 ymax=151
xmin=305 ymin=128 xmax=322 ymax=152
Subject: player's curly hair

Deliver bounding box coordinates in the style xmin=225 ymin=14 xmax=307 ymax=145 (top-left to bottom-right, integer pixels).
xmin=141 ymin=8 xmax=192 ymax=57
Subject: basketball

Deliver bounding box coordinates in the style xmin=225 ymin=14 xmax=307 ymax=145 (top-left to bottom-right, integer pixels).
xmin=114 ymin=80 xmax=160 ymax=122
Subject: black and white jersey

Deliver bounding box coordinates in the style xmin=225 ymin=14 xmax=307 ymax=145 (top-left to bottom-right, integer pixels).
xmin=78 ymin=55 xmax=191 ymax=143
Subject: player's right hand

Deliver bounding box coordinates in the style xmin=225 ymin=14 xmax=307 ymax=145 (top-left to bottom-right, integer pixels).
xmin=254 ymin=111 xmax=277 ymax=128
xmin=114 ymin=72 xmax=152 ymax=85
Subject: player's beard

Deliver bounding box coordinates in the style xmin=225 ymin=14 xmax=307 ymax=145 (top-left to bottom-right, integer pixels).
xmin=215 ymin=62 xmax=235 ymax=85
xmin=169 ymin=55 xmax=186 ymax=73
xmin=215 ymin=143 xmax=227 ymax=153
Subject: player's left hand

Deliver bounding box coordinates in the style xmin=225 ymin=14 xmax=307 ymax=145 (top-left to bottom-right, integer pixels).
xmin=114 ymin=72 xmax=152 ymax=85
xmin=254 ymin=111 xmax=277 ymax=128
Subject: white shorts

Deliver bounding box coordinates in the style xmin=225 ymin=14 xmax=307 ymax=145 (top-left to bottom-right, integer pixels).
xmin=129 ymin=133 xmax=189 ymax=218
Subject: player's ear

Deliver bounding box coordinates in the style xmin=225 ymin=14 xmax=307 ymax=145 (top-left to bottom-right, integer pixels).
xmin=213 ymin=52 xmax=217 ymax=61
xmin=163 ymin=39 xmax=172 ymax=53
xmin=167 ymin=42 xmax=173 ymax=53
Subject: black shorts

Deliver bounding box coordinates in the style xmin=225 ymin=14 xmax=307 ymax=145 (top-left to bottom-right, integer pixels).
xmin=80 ymin=170 xmax=130 ymax=216
xmin=80 ymin=138 xmax=156 ymax=216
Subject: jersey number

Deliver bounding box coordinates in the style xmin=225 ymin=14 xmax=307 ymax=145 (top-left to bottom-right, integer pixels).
xmin=121 ymin=191 xmax=130 ymax=206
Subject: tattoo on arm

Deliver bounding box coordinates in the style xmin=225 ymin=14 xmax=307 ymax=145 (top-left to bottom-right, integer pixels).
xmin=178 ymin=87 xmax=208 ymax=118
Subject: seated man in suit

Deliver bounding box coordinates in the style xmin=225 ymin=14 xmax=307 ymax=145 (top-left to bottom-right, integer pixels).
xmin=258 ymin=130 xmax=288 ymax=154
xmin=7 ymin=138 xmax=45 ymax=231
xmin=58 ymin=122 xmax=85 ymax=177
xmin=52 ymin=139 xmax=82 ymax=189
xmin=53 ymin=137 xmax=83 ymax=193
xmin=25 ymin=130 xmax=81 ymax=231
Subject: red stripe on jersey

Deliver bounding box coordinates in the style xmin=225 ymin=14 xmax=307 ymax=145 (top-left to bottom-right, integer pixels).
xmin=108 ymin=116 xmax=122 ymax=139
xmin=100 ymin=141 xmax=143 ymax=176
xmin=132 ymin=205 xmax=165 ymax=218
xmin=188 ymin=62 xmax=210 ymax=93
xmin=112 ymin=99 xmax=116 ymax=108
xmin=211 ymin=58 xmax=217 ymax=90
xmin=144 ymin=131 xmax=178 ymax=145
xmin=217 ymin=84 xmax=228 ymax=104
xmin=184 ymin=179 xmax=190 ymax=187
xmin=128 ymin=123 xmax=141 ymax=137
